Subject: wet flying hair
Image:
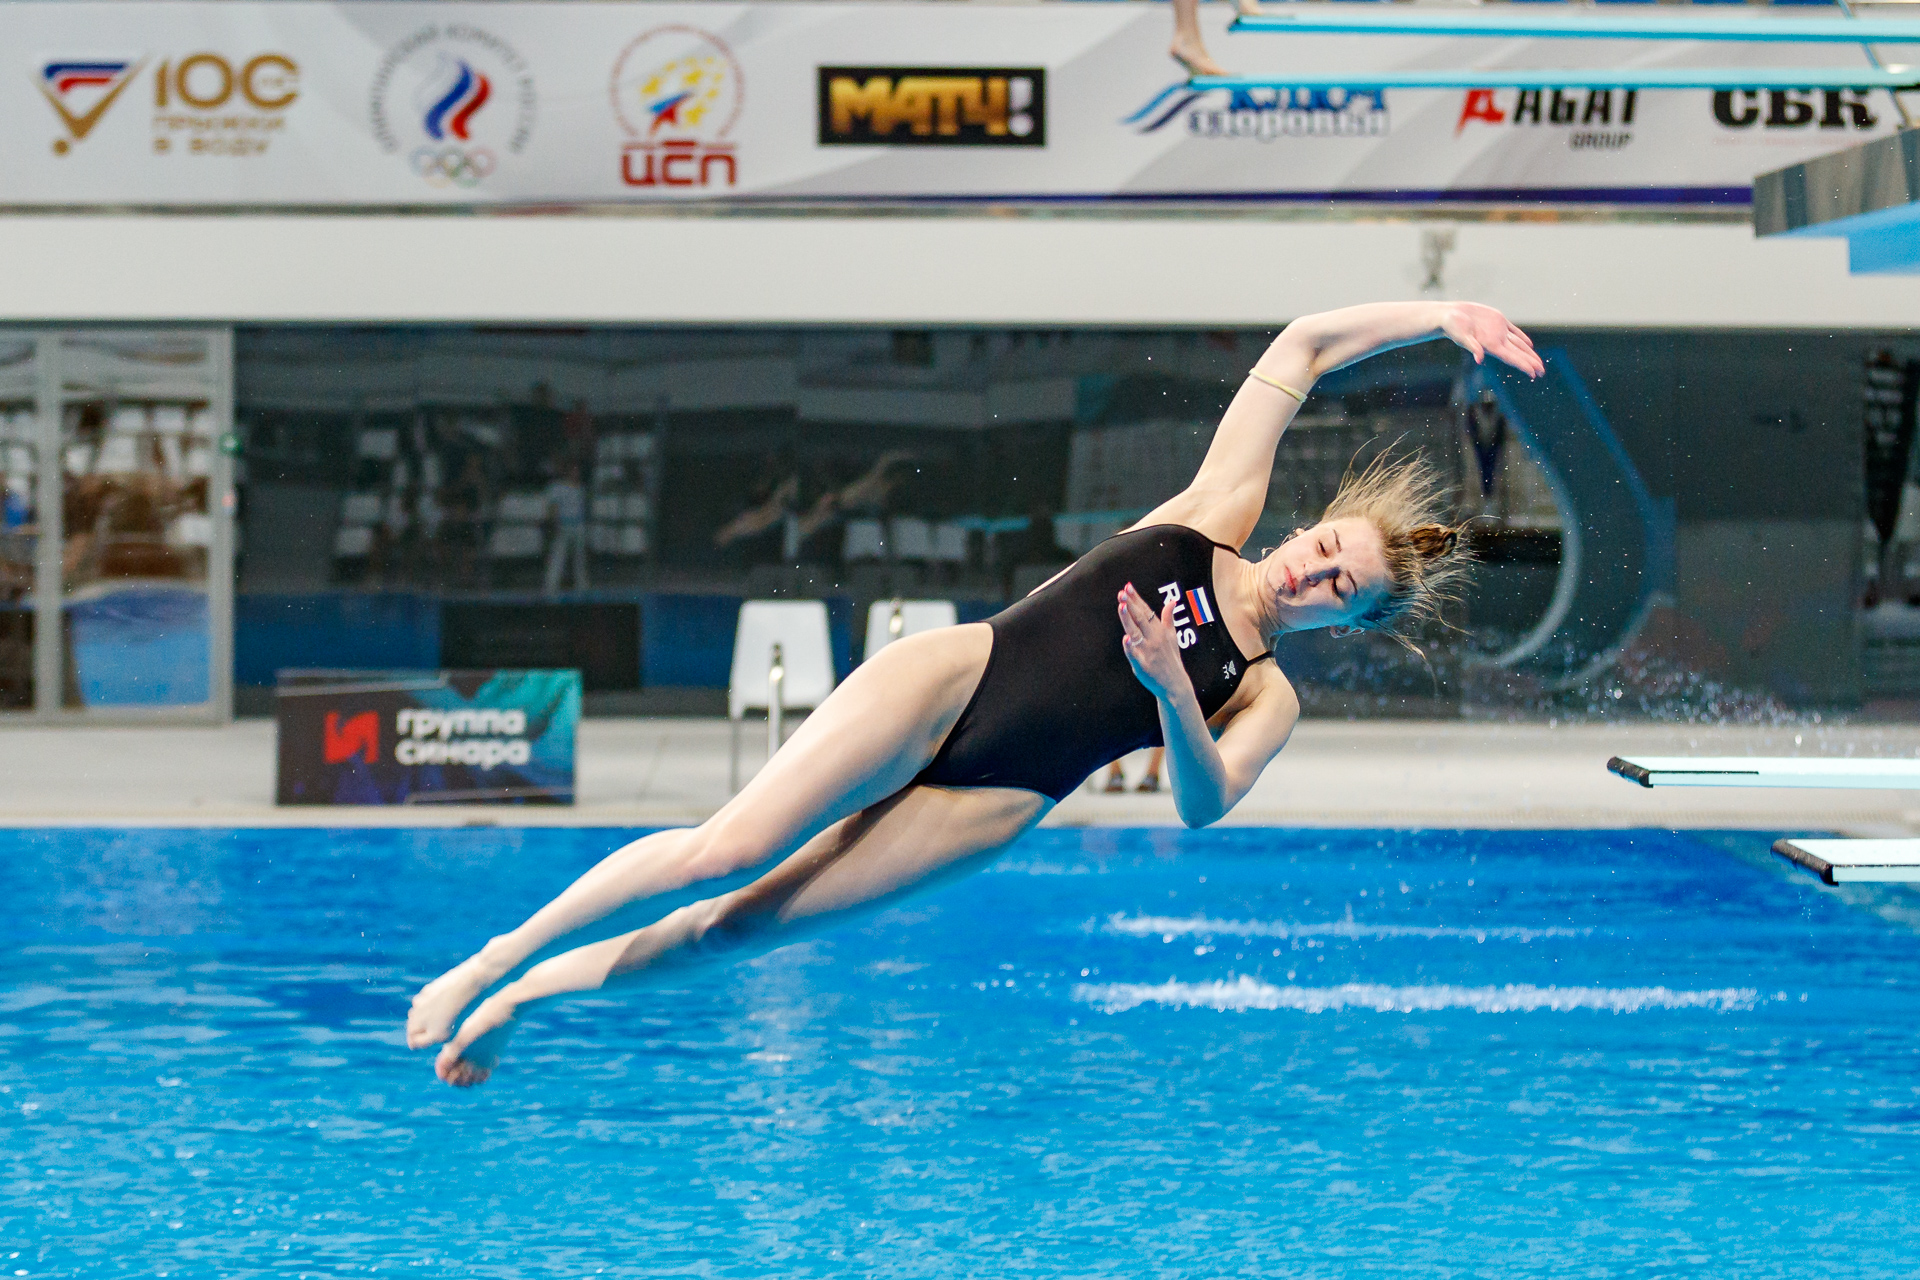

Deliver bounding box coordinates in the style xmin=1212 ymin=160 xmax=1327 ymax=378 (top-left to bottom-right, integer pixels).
xmin=1318 ymin=450 xmax=1472 ymax=639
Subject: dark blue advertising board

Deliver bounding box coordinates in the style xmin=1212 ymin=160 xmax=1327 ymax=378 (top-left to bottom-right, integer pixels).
xmin=275 ymin=669 xmax=579 ymax=805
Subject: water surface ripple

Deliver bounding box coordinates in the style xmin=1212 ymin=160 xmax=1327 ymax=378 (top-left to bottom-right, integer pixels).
xmin=2 ymin=826 xmax=1917 ymax=1278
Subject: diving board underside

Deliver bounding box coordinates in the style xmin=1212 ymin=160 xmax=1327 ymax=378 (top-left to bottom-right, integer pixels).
xmin=1610 ymin=756 xmax=1920 ymax=789
xmin=1189 ymin=68 xmax=1920 ymax=92
xmin=1773 ymin=838 xmax=1920 ymax=884
xmin=1230 ymin=11 xmax=1920 ymax=45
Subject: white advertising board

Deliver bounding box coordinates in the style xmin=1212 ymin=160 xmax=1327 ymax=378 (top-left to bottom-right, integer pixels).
xmin=0 ymin=1 xmax=1902 ymax=207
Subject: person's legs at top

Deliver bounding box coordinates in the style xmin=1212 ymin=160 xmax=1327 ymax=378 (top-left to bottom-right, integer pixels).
xmin=569 ymin=524 xmax=588 ymax=591
xmin=1169 ymin=0 xmax=1264 ymax=79
xmin=435 ymin=779 xmax=1049 ymax=1085
xmin=405 ymin=623 xmax=995 ymax=1050
xmin=542 ymin=528 xmax=565 ymax=594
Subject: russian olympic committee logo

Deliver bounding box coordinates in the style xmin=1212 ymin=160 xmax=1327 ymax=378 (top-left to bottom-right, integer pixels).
xmin=611 ymin=26 xmax=744 ymax=191
xmin=370 ymin=24 xmax=535 ymax=189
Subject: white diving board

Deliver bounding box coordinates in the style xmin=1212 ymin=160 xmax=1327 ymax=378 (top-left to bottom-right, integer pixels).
xmin=1774 ymin=838 xmax=1920 ymax=885
xmin=1191 ymin=68 xmax=1920 ymax=92
xmin=1229 ymin=12 xmax=1920 ymax=45
xmin=1609 ymin=756 xmax=1920 ymax=790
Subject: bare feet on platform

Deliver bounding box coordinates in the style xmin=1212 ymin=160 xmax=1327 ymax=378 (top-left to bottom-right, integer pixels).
xmin=406 ymin=946 xmax=506 ymax=1049
xmin=435 ymin=992 xmax=519 ymax=1088
xmin=1169 ymin=38 xmax=1229 ymax=80
xmin=1234 ymin=0 xmax=1263 ymax=17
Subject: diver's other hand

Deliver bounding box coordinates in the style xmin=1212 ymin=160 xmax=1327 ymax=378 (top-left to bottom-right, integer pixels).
xmin=1440 ymin=303 xmax=1545 ymax=379
xmin=1118 ymin=583 xmax=1188 ymax=703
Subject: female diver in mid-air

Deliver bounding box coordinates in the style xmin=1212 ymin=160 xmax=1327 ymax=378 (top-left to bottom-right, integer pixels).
xmin=409 ymin=301 xmax=1544 ymax=1086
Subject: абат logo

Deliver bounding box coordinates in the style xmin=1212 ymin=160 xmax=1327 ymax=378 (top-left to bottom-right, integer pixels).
xmin=1455 ymin=89 xmax=1637 ymax=150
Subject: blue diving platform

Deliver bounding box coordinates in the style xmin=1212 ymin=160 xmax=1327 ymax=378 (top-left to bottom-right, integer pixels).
xmin=1192 ymin=68 xmax=1920 ymax=92
xmin=1753 ymin=129 xmax=1920 ymax=274
xmin=1229 ymin=10 xmax=1920 ymax=45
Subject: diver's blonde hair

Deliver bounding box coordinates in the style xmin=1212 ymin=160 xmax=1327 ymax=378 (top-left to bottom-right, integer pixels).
xmin=1320 ymin=450 xmax=1472 ymax=637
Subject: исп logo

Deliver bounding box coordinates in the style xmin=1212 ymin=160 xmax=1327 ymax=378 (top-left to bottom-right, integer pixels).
xmin=1124 ymin=82 xmax=1385 ymax=142
xmin=819 ymin=67 xmax=1045 ymax=147
xmin=371 ymin=24 xmax=536 ymax=189
xmin=612 ymin=26 xmax=744 ymax=191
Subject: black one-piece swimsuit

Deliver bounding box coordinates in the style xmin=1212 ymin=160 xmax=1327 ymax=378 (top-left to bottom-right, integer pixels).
xmin=914 ymin=524 xmax=1272 ymax=802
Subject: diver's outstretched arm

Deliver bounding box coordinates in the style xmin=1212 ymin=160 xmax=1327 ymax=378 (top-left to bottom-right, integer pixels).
xmin=1153 ymin=302 xmax=1542 ymax=548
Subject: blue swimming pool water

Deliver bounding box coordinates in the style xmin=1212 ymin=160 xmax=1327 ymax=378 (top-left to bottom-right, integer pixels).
xmin=3 ymin=826 xmax=1919 ymax=1278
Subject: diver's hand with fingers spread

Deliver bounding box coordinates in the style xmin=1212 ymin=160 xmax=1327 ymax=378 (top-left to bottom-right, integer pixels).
xmin=1440 ymin=302 xmax=1546 ymax=379
xmin=1117 ymin=583 xmax=1191 ymax=705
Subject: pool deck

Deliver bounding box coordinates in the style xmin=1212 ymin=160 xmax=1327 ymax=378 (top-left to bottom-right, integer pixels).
xmin=4 ymin=716 xmax=1920 ymax=833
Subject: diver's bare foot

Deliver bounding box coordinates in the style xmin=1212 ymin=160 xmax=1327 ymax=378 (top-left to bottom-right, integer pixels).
xmin=1234 ymin=0 xmax=1263 ymax=17
xmin=436 ymin=993 xmax=518 ymax=1088
xmin=407 ymin=948 xmax=506 ymax=1049
xmin=1170 ymin=40 xmax=1229 ymax=79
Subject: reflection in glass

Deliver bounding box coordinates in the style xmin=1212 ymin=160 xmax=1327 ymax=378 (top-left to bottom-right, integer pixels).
xmin=58 ymin=332 xmax=216 ymax=709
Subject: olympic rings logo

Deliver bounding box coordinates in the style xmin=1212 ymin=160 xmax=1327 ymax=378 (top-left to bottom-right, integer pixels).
xmin=409 ymin=145 xmax=497 ymax=187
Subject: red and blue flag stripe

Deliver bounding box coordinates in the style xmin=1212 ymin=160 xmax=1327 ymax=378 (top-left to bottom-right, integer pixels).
xmin=42 ymin=62 xmax=130 ymax=95
xmin=1185 ymin=586 xmax=1215 ymax=625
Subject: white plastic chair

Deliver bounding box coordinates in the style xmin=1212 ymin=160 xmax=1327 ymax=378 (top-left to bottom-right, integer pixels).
xmin=931 ymin=522 xmax=969 ymax=563
xmin=341 ymin=492 xmax=383 ymax=525
xmin=729 ymin=600 xmax=837 ymax=791
xmin=487 ymin=523 xmax=544 ymax=559
xmin=496 ymin=490 xmax=549 ymax=522
xmin=891 ymin=517 xmax=933 ymax=561
xmin=333 ymin=525 xmax=373 ymax=559
xmin=844 ymin=518 xmax=886 ymax=561
xmin=863 ymin=599 xmax=958 ymax=661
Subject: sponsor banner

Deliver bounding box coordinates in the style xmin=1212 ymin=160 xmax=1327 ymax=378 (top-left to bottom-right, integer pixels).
xmin=0 ymin=1 xmax=1904 ymax=206
xmin=276 ymin=668 xmax=579 ymax=805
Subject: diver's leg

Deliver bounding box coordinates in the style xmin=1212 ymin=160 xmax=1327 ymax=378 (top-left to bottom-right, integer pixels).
xmin=1170 ymin=0 xmax=1228 ymax=78
xmin=407 ymin=624 xmax=992 ymax=1048
xmin=435 ymin=782 xmax=1045 ymax=1086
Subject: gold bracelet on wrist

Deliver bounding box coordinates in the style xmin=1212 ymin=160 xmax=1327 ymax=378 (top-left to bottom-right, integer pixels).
xmin=1246 ymin=368 xmax=1308 ymax=403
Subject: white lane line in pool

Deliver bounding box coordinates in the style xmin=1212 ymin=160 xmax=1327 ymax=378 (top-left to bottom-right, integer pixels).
xmin=1074 ymin=977 xmax=1758 ymax=1015
xmin=1102 ymin=914 xmax=1591 ymax=944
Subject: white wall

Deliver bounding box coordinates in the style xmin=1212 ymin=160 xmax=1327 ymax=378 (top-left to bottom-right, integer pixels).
xmin=0 ymin=213 xmax=1908 ymax=329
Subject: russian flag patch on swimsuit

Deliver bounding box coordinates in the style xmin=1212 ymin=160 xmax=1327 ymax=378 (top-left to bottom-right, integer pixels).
xmin=1185 ymin=586 xmax=1216 ymax=625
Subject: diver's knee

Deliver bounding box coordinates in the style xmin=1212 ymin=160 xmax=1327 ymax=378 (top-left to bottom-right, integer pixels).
xmin=679 ymin=822 xmax=767 ymax=884
xmin=687 ymin=893 xmax=772 ymax=957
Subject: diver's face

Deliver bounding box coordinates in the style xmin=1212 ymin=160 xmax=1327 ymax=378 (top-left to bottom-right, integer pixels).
xmin=1264 ymin=518 xmax=1390 ymax=632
